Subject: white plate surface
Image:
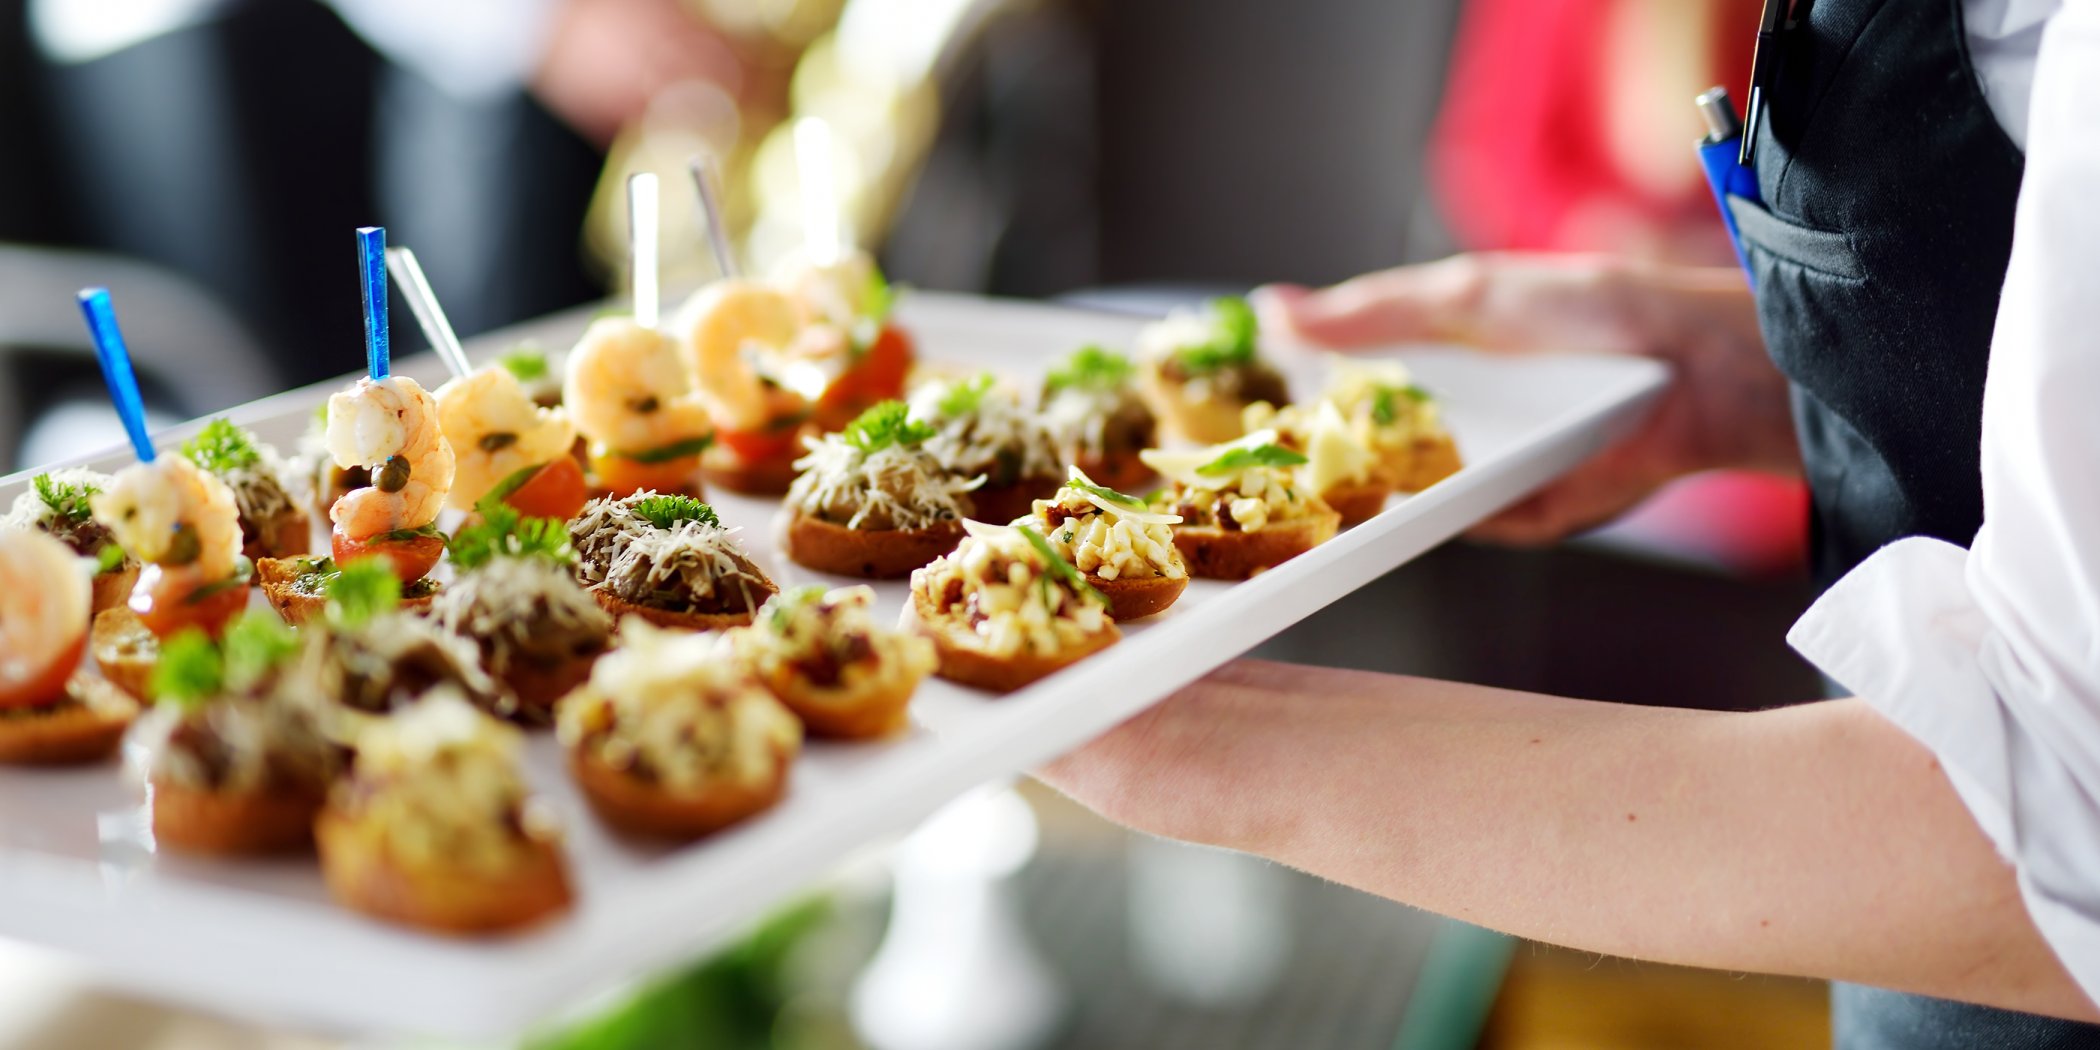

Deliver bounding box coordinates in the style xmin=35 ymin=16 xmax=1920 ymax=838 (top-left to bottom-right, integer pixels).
xmin=0 ymin=292 xmax=1664 ymax=1038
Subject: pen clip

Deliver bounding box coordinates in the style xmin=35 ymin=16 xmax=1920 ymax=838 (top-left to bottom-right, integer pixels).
xmin=1739 ymin=0 xmax=1805 ymax=167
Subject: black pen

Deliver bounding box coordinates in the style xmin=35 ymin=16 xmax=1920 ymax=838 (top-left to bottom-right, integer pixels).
xmin=1739 ymin=0 xmax=1793 ymax=167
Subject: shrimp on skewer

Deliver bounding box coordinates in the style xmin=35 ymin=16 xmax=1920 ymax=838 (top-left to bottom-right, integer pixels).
xmin=674 ymin=280 xmax=815 ymax=494
xmin=776 ymin=251 xmax=913 ymax=431
xmin=564 ymin=316 xmax=713 ymax=498
xmin=91 ymin=454 xmax=250 ymax=640
xmin=0 ymin=530 xmax=134 ymax=763
xmin=325 ymin=375 xmax=455 ymax=584
xmin=435 ymin=366 xmax=585 ymax=519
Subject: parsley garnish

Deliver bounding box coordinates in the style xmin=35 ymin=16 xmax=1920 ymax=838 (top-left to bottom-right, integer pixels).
xmin=497 ymin=346 xmax=549 ymax=382
xmin=450 ymin=500 xmax=573 ymax=571
xmin=180 ymin=417 xmax=263 ymax=475
xmin=221 ymin=613 xmax=298 ymax=692
xmin=94 ymin=543 xmax=127 ymax=574
xmin=841 ymin=401 xmax=936 ymax=453
xmin=629 ymin=493 xmax=720 ymax=530
xmin=149 ymin=629 xmax=222 ymax=710
xmin=1016 ymin=525 xmax=1106 ymax=606
xmin=620 ymin=434 xmax=714 ymax=464
xmin=935 ymin=373 xmax=996 ymax=418
xmin=1044 ymin=345 xmax=1134 ymax=395
xmin=325 ymin=560 xmax=403 ymax=629
xmin=31 ymin=473 xmax=99 ymax=525
xmin=1196 ymin=443 xmax=1307 ymax=477
xmin=1173 ymin=296 xmax=1260 ymax=373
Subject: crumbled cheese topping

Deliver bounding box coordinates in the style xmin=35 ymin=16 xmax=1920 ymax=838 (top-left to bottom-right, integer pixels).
xmin=908 ymin=379 xmax=1062 ymax=486
xmin=1020 ymin=479 xmax=1184 ymax=583
xmin=1150 ymin=464 xmax=1317 ymax=534
xmin=429 ymin=557 xmax=612 ymax=676
xmin=571 ymin=493 xmax=773 ymax=612
xmin=1326 ymin=358 xmax=1448 ymax=447
xmin=911 ymin=527 xmax=1112 ymax=658
xmin=729 ymin=586 xmax=935 ymax=703
xmin=302 ymin=609 xmax=511 ymax=721
xmin=132 ymin=683 xmax=339 ymax=795
xmin=1242 ymin=400 xmax=1379 ymax=495
xmin=786 ymin=439 xmax=976 ymax=530
xmin=557 ymin=620 xmax=801 ymax=793
xmin=338 ymin=690 xmax=555 ymax=875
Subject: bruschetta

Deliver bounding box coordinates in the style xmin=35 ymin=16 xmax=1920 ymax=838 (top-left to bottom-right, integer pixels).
xmin=2 ymin=469 xmax=138 ymax=616
xmin=181 ymin=418 xmax=311 ymax=563
xmin=0 ymin=531 xmax=137 ymax=764
xmin=569 ymin=492 xmax=777 ymax=630
xmin=1142 ymin=431 xmax=1342 ymax=579
xmin=908 ymin=521 xmax=1120 ymax=693
xmin=255 ymin=554 xmax=439 ymax=626
xmin=1137 ymin=296 xmax=1289 ymax=444
xmin=908 ymin=373 xmax=1063 ymax=524
xmin=1242 ymin=399 xmax=1394 ymax=525
xmin=1325 ymin=359 xmax=1463 ymax=492
xmin=726 ymin=585 xmax=936 ymax=738
xmin=782 ymin=401 xmax=977 ymax=578
xmin=1012 ymin=467 xmax=1189 ymax=621
xmin=1038 ymin=345 xmax=1158 ymax=494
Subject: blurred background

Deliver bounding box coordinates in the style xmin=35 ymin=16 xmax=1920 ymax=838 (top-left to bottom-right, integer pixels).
xmin=0 ymin=0 xmax=1829 ymax=1046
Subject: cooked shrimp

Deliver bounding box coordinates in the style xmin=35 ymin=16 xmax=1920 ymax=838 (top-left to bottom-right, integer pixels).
xmin=436 ymin=366 xmax=578 ymax=512
xmin=0 ymin=530 xmax=89 ymax=697
xmin=325 ymin=376 xmax=455 ymax=539
xmin=92 ymin=454 xmax=244 ymax=579
xmin=564 ymin=317 xmax=712 ymax=455
xmin=674 ymin=279 xmax=807 ymax=429
xmin=779 ymin=252 xmax=877 ymax=330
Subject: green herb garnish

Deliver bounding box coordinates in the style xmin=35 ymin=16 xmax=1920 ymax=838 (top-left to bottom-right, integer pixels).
xmin=221 ymin=614 xmax=299 ymax=692
xmin=841 ymin=401 xmax=936 ymax=453
xmin=766 ymin=585 xmax=827 ymax=632
xmin=1370 ymin=383 xmax=1433 ymax=427
xmin=184 ymin=557 xmax=254 ymax=604
xmin=1044 ymin=345 xmax=1135 ymax=395
xmin=497 ymin=346 xmax=550 ymax=382
xmin=1068 ymin=478 xmax=1149 ymax=512
xmin=620 ymin=435 xmax=714 ymax=464
xmin=94 ymin=543 xmax=127 ymax=574
xmin=935 ymin=373 xmax=996 ymax=418
xmin=1172 ymin=296 xmax=1261 ymax=373
xmin=629 ymin=494 xmax=720 ymax=530
xmin=864 ymin=265 xmax=896 ymax=326
xmin=325 ymin=560 xmax=403 ymax=629
xmin=1195 ymin=443 xmax=1307 ymax=477
xmin=451 ymin=500 xmax=573 ymax=571
xmin=150 ymin=629 xmax=223 ymax=709
xmin=374 ymin=522 xmax=445 ymax=544
xmin=1016 ymin=525 xmax=1106 ymax=607
xmin=180 ymin=417 xmax=263 ymax=475
xmin=31 ymin=473 xmax=99 ymax=525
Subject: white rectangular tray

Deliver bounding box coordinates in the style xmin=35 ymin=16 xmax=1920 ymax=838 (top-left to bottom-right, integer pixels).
xmin=0 ymin=292 xmax=1663 ymax=1038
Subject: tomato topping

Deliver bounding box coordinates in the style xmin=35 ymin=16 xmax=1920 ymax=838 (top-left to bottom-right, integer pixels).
xmin=815 ymin=325 xmax=913 ymax=430
xmin=718 ymin=425 xmax=803 ymax=467
xmin=500 ymin=456 xmax=590 ymax=521
xmin=0 ymin=633 xmax=83 ymax=710
xmin=590 ymin=450 xmax=701 ymax=497
xmin=131 ymin=563 xmax=248 ymax=641
xmin=332 ymin=527 xmax=446 ymax=585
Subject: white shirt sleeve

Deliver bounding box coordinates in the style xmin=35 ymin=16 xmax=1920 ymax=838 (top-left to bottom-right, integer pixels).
xmin=1788 ymin=0 xmax=2100 ymax=998
xmin=323 ymin=0 xmax=561 ymax=100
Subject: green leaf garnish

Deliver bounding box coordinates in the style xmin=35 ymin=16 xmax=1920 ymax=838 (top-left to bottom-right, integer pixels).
xmin=1044 ymin=345 xmax=1134 ymax=395
xmin=221 ymin=613 xmax=299 ymax=691
xmin=1172 ymin=296 xmax=1261 ymax=373
xmin=483 ymin=463 xmax=542 ymax=507
xmin=1370 ymin=383 xmax=1432 ymax=427
xmin=934 ymin=373 xmax=996 ymax=418
xmin=374 ymin=522 xmax=445 ymax=544
xmin=325 ymin=560 xmax=403 ymax=629
xmin=451 ymin=500 xmax=573 ymax=571
xmin=629 ymin=494 xmax=720 ymax=531
xmin=180 ymin=417 xmax=263 ymax=475
xmin=1016 ymin=525 xmax=1106 ymax=606
xmin=497 ymin=346 xmax=549 ymax=382
xmin=31 ymin=473 xmax=99 ymax=525
xmin=864 ymin=265 xmax=895 ymax=325
xmin=94 ymin=543 xmax=127 ymax=575
xmin=841 ymin=401 xmax=936 ymax=453
xmin=149 ymin=629 xmax=222 ymax=710
xmin=619 ymin=435 xmax=714 ymax=464
xmin=1195 ymin=443 xmax=1307 ymax=477
xmin=765 ymin=585 xmax=827 ymax=632
xmin=185 ymin=557 xmax=254 ymax=604
xmin=1068 ymin=478 xmax=1149 ymax=512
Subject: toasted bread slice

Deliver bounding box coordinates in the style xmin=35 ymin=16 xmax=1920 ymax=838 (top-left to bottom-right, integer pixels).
xmin=1072 ymin=453 xmax=1154 ymax=498
xmin=569 ymin=747 xmax=790 ymax=839
xmin=1149 ymin=390 xmax=1248 ymax=446
xmin=243 ymin=506 xmax=313 ymax=565
xmin=909 ymin=589 xmax=1120 ymax=693
xmin=1173 ymin=509 xmax=1341 ymax=580
xmin=150 ymin=778 xmax=324 ymax=854
xmin=316 ymin=810 xmax=573 ymax=934
xmin=1089 ymin=571 xmax=1187 ymax=621
xmin=501 ymin=652 xmax=603 ymax=726
xmin=256 ymin=557 xmax=436 ymax=627
xmin=90 ymin=607 xmax=157 ymax=699
xmin=591 ymin=587 xmax=771 ymax=633
xmin=968 ymin=479 xmax=1062 ymax=527
xmin=1396 ymin=432 xmax=1463 ymax=492
xmin=89 ymin=562 xmax=139 ymax=619
xmin=1321 ymin=476 xmax=1394 ymax=527
xmin=784 ymin=513 xmax=965 ymax=579
xmin=754 ymin=669 xmax=917 ymax=740
xmin=0 ymin=674 xmax=137 ymax=765
xmin=700 ymin=445 xmax=801 ymax=496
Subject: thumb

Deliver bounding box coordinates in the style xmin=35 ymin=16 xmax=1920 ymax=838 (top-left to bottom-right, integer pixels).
xmin=1255 ymin=259 xmax=1482 ymax=350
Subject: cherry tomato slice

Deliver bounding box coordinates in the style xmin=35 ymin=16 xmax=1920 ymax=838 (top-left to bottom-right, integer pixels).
xmin=717 ymin=425 xmax=802 ymax=467
xmin=0 ymin=633 xmax=83 ymax=710
xmin=501 ymin=456 xmax=589 ymax=521
xmin=131 ymin=563 xmax=248 ymax=641
xmin=590 ymin=450 xmax=701 ymax=497
xmin=332 ymin=527 xmax=445 ymax=585
xmin=815 ymin=325 xmax=913 ymax=431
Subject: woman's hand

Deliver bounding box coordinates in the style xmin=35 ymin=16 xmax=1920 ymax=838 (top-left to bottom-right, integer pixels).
xmin=1257 ymin=253 xmax=1801 ymax=545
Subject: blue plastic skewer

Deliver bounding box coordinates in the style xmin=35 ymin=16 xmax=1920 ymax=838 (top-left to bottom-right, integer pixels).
xmin=76 ymin=287 xmax=155 ymax=462
xmin=357 ymin=226 xmax=390 ymax=379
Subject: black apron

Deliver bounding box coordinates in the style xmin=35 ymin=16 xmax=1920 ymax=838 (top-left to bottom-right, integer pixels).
xmin=1733 ymin=0 xmax=2100 ymax=1044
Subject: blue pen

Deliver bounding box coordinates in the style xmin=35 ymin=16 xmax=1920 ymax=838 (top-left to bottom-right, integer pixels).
xmin=1695 ymin=86 xmax=1761 ymax=289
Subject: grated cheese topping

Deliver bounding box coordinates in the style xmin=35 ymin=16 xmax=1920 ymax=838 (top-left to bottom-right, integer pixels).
xmin=1018 ymin=474 xmax=1185 ymax=583
xmin=786 ymin=438 xmax=976 ymax=531
xmin=557 ymin=620 xmax=801 ymax=793
xmin=571 ymin=493 xmax=773 ymax=613
xmin=910 ymin=524 xmax=1112 ymax=659
xmin=429 ymin=557 xmax=612 ymax=676
xmin=1325 ymin=358 xmax=1450 ymax=452
xmin=907 ymin=378 xmax=1062 ymax=487
xmin=728 ymin=585 xmax=935 ymax=704
xmin=1242 ymin=399 xmax=1379 ymax=496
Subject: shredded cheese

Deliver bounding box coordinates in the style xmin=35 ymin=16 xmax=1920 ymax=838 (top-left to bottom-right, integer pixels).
xmin=1242 ymin=400 xmax=1379 ymax=496
xmin=908 ymin=379 xmax=1062 ymax=486
xmin=910 ymin=526 xmax=1112 ymax=658
xmin=571 ymin=494 xmax=773 ymax=613
xmin=1021 ymin=479 xmax=1184 ymax=582
xmin=429 ymin=557 xmax=612 ymax=676
xmin=786 ymin=439 xmax=976 ymax=531
xmin=728 ymin=586 xmax=935 ymax=704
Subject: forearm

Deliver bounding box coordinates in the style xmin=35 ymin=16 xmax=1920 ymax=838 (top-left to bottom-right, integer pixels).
xmin=1046 ymin=661 xmax=2091 ymax=1019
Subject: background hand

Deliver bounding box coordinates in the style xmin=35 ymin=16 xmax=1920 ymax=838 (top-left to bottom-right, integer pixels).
xmin=1257 ymin=253 xmax=1799 ymax=545
xmin=531 ymin=0 xmax=745 ymax=147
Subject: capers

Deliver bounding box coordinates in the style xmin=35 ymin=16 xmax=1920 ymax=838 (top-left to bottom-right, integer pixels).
xmin=376 ymin=454 xmax=411 ymax=493
xmin=164 ymin=522 xmax=201 ymax=566
xmin=479 ymin=432 xmax=518 ymax=452
xmin=631 ymin=395 xmax=660 ymax=414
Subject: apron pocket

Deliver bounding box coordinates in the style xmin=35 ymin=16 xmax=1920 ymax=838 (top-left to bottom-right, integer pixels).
xmin=1727 ymin=196 xmax=1866 ymax=281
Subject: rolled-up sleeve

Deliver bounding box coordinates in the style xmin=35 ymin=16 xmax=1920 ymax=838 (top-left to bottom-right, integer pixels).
xmin=1787 ymin=0 xmax=2100 ymax=999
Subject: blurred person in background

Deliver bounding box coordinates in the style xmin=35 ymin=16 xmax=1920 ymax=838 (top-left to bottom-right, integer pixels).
xmin=1046 ymin=3 xmax=2100 ymax=1048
